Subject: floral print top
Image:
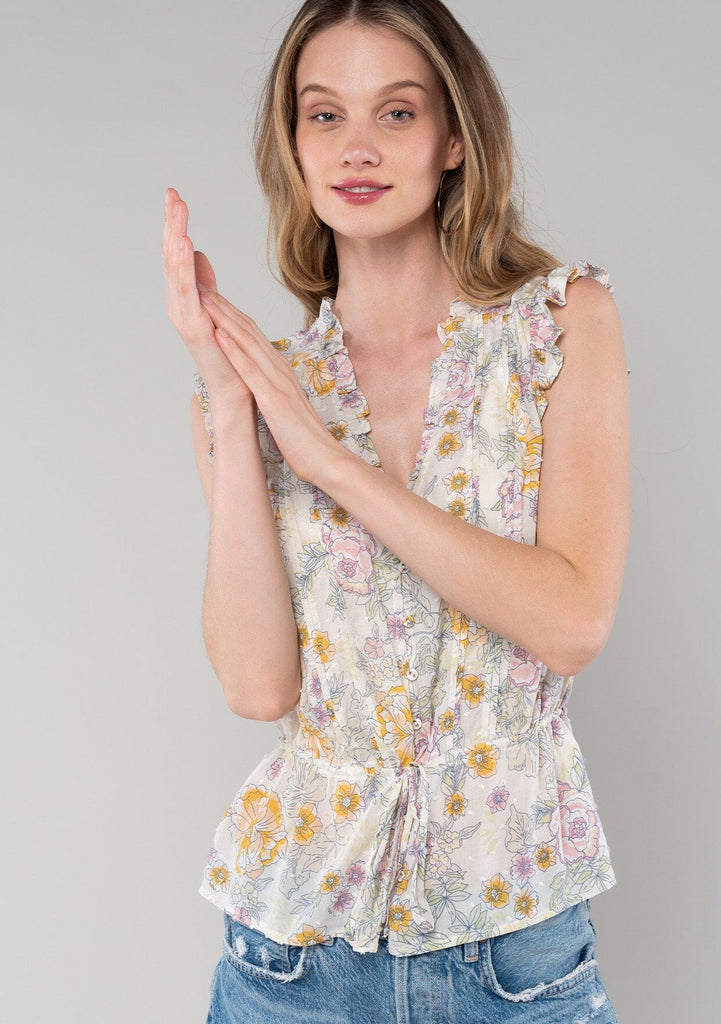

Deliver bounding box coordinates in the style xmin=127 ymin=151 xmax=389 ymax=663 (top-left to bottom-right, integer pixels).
xmin=193 ymin=260 xmax=617 ymax=957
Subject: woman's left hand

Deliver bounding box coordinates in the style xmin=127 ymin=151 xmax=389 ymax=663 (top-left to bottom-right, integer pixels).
xmin=199 ymin=289 xmax=344 ymax=484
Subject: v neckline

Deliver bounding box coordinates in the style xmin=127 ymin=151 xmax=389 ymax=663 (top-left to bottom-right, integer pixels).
xmin=316 ymin=296 xmax=466 ymax=493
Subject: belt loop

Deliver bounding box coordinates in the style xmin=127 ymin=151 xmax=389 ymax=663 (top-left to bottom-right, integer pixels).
xmin=463 ymin=939 xmax=479 ymax=962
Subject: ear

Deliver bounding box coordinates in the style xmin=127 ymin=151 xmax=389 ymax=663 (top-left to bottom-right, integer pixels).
xmin=444 ymin=129 xmax=465 ymax=171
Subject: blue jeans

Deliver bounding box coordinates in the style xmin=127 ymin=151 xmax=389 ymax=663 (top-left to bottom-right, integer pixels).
xmin=206 ymin=899 xmax=618 ymax=1023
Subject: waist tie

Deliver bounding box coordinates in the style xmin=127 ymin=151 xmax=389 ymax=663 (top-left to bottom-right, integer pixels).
xmin=346 ymin=761 xmax=435 ymax=942
xmin=387 ymin=761 xmax=435 ymax=934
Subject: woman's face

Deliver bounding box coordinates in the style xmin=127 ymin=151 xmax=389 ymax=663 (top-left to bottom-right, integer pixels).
xmin=294 ymin=22 xmax=464 ymax=243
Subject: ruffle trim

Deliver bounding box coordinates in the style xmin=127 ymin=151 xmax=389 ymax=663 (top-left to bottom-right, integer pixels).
xmin=512 ymin=260 xmax=614 ymax=420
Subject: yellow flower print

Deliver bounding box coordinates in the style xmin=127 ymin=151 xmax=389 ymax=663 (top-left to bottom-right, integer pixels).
xmin=207 ymin=864 xmax=230 ymax=890
xmin=331 ymin=781 xmax=364 ymax=822
xmin=310 ymin=507 xmax=321 ymax=522
xmin=438 ymin=709 xmax=456 ymax=733
xmin=230 ymin=786 xmax=287 ymax=879
xmin=388 ymin=901 xmax=413 ymax=934
xmin=448 ymin=497 xmax=469 ymax=518
xmin=376 ymin=686 xmax=414 ymax=766
xmin=514 ymin=889 xmax=539 ymax=919
xmin=328 ymin=505 xmax=351 ymax=528
xmin=311 ymin=631 xmax=336 ymax=664
xmin=303 ymin=356 xmax=335 ymax=397
xmin=535 ymin=844 xmax=556 ymax=871
xmin=298 ymin=623 xmax=310 ymax=649
xmin=328 ymin=421 xmax=350 ymax=442
xmin=324 ymin=699 xmax=336 ymax=720
xmin=298 ymin=710 xmax=334 ymax=759
xmin=444 ymin=467 xmax=470 ymax=492
xmin=290 ymin=925 xmax=329 ymax=946
xmin=450 ymin=609 xmax=469 ymax=636
xmin=460 ymin=674 xmax=486 ymax=707
xmin=442 ymin=407 xmax=461 ymax=427
xmin=436 ymin=431 xmax=462 ymax=459
xmin=483 ymin=873 xmax=511 ymax=909
xmin=294 ymin=803 xmax=322 ymax=845
xmin=466 ymin=742 xmax=500 ymax=778
xmin=321 ymin=870 xmax=341 ymax=893
xmin=508 ymin=371 xmax=522 ymax=416
xmin=442 ymin=316 xmax=464 ymax=336
xmin=396 ymin=659 xmax=411 ymax=678
xmin=271 ymin=337 xmax=289 ymax=352
xmin=445 ymin=791 xmax=467 ymax=817
xmin=394 ymin=866 xmax=410 ymax=895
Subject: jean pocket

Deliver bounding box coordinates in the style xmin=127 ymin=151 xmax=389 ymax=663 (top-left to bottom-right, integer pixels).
xmin=480 ymin=900 xmax=598 ymax=1003
xmin=222 ymin=914 xmax=317 ymax=983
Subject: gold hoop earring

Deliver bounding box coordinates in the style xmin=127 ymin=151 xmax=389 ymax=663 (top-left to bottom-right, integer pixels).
xmin=437 ymin=167 xmax=464 ymax=237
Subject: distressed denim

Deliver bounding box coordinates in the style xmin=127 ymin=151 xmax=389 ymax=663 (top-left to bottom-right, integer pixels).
xmin=206 ymin=898 xmax=618 ymax=1023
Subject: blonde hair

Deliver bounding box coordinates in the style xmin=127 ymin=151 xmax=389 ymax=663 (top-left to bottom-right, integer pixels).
xmin=254 ymin=0 xmax=561 ymax=325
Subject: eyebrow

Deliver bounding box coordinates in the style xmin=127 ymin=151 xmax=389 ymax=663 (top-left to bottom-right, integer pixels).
xmin=297 ymin=79 xmax=428 ymax=99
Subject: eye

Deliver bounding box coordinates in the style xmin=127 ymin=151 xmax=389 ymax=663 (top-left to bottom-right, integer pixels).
xmin=310 ymin=111 xmax=340 ymax=123
xmin=382 ymin=108 xmax=414 ymax=122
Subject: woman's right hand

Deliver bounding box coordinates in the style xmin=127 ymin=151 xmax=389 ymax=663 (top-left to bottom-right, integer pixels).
xmin=162 ymin=186 xmax=253 ymax=412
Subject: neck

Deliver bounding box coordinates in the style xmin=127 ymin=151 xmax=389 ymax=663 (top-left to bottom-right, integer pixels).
xmin=332 ymin=217 xmax=460 ymax=354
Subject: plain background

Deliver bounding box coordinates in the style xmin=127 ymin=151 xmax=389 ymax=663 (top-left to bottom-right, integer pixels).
xmin=2 ymin=0 xmax=719 ymax=1020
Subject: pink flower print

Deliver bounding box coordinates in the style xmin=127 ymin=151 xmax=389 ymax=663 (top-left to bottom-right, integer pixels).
xmin=232 ymin=907 xmax=253 ymax=926
xmin=413 ymin=720 xmax=440 ymax=764
xmin=508 ymin=644 xmax=543 ymax=693
xmin=498 ymin=467 xmax=524 ymax=527
xmin=330 ymin=888 xmax=354 ymax=914
xmin=339 ymin=390 xmax=367 ymax=412
xmin=551 ymin=717 xmax=564 ymax=746
xmin=314 ymin=702 xmax=333 ymax=728
xmin=328 ymin=352 xmax=356 ymax=393
xmin=322 ymin=524 xmax=377 ymax=595
xmin=346 ymin=861 xmax=367 ymax=888
xmin=528 ymin=313 xmax=558 ymax=347
xmin=486 ymin=786 xmax=509 ymax=813
xmin=386 ymin=614 xmax=407 ymax=640
xmin=364 ymin=637 xmax=385 ymax=659
xmin=266 ymin=758 xmax=285 ymax=781
xmin=550 ymin=783 xmax=601 ymax=864
xmin=516 ymin=298 xmax=534 ymax=319
xmin=309 ymin=670 xmax=323 ymax=701
xmin=510 ymin=853 xmax=534 ymax=884
xmin=445 ymin=359 xmax=475 ymax=408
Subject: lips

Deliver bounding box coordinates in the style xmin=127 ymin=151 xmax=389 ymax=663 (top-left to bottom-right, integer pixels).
xmin=333 ymin=179 xmax=391 ymax=193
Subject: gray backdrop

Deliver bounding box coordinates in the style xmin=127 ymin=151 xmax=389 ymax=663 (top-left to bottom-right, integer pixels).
xmin=3 ymin=0 xmax=718 ymax=1020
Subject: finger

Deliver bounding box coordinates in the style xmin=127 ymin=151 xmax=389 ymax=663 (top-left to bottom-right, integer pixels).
xmin=199 ymin=294 xmax=290 ymax=385
xmin=194 ymin=250 xmax=218 ymax=294
xmin=162 ymin=188 xmax=183 ymax=272
xmin=163 ymin=196 xmax=186 ymax=295
xmin=177 ymin=229 xmax=202 ymax=317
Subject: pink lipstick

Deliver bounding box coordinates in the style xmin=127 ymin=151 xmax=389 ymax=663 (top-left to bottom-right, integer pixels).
xmin=332 ymin=178 xmax=391 ymax=205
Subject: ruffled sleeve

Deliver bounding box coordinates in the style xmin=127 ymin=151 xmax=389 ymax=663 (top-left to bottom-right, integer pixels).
xmin=193 ymin=372 xmax=214 ymax=463
xmin=513 ymin=260 xmax=614 ymax=421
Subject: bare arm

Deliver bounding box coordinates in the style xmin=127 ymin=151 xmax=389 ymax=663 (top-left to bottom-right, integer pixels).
xmin=163 ymin=186 xmax=301 ymax=720
xmin=199 ymin=274 xmax=631 ymax=678
xmin=190 ymin=394 xmax=301 ymax=720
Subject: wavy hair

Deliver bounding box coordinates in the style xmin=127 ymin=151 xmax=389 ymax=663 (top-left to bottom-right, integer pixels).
xmin=254 ymin=0 xmax=561 ymax=325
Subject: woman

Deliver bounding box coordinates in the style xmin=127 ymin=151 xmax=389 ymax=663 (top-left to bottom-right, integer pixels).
xmin=162 ymin=1 xmax=630 ymax=1021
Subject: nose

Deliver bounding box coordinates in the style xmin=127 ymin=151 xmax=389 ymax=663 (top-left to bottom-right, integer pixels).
xmin=339 ymin=130 xmax=381 ymax=169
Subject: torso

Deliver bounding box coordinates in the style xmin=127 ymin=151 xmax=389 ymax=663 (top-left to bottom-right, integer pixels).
xmin=347 ymin=332 xmax=441 ymax=488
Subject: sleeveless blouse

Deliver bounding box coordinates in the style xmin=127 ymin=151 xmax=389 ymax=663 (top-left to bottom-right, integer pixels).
xmin=192 ymin=259 xmax=617 ymax=957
